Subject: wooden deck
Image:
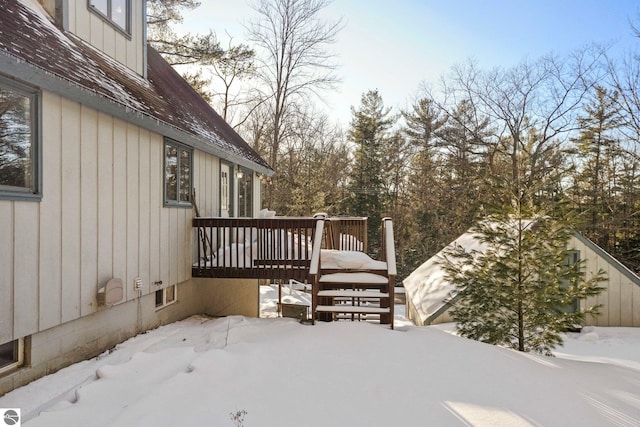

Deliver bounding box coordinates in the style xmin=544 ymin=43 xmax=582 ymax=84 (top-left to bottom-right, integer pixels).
xmin=192 ymin=215 xmax=396 ymax=328
xmin=192 ymin=217 xmax=318 ymax=281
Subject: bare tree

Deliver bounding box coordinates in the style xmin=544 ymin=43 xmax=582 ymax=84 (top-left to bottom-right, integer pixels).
xmin=246 ymin=0 xmax=342 ymax=206
xmin=430 ymin=48 xmax=604 ymax=207
xmin=210 ymin=37 xmax=256 ymax=121
xmin=275 ymin=107 xmax=350 ymax=215
xmin=608 ymin=52 xmax=640 ymax=155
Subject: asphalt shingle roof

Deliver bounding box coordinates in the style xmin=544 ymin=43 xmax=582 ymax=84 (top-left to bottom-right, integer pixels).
xmin=0 ymin=0 xmax=271 ymax=172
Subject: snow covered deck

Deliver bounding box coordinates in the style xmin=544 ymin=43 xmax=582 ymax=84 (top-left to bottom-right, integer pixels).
xmin=192 ymin=217 xmax=320 ymax=281
xmin=191 ymin=216 xmax=371 ymax=282
xmin=192 ymin=216 xmax=397 ymax=328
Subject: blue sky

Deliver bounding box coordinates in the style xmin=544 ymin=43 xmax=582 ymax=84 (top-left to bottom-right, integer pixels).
xmin=180 ymin=0 xmax=640 ymax=125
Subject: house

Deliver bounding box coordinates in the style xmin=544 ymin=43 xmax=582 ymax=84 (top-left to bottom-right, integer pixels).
xmin=403 ymin=226 xmax=640 ymax=327
xmin=0 ymin=0 xmax=274 ymax=394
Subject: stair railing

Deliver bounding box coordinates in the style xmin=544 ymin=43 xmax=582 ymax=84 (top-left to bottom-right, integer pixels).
xmin=309 ymin=218 xmax=326 ymax=324
xmin=382 ymin=218 xmax=396 ymax=327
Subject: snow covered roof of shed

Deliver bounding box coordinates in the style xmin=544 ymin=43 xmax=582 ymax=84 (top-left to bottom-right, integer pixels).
xmin=0 ymin=0 xmax=272 ymax=175
xmin=402 ymin=230 xmax=486 ymax=326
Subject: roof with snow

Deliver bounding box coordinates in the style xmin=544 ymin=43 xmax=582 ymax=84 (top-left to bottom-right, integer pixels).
xmin=402 ymin=230 xmax=486 ymax=326
xmin=0 ymin=0 xmax=272 ymax=175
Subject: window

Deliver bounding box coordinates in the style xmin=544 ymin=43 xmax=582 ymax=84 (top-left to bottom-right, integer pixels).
xmin=155 ymin=285 xmax=177 ymax=309
xmin=88 ymin=0 xmax=130 ymax=34
xmin=0 ymin=339 xmax=24 ymax=375
xmin=0 ymin=76 xmax=40 ymax=200
xmin=220 ymin=164 xmax=230 ymax=214
xmin=561 ymin=250 xmax=581 ymax=313
xmin=237 ymin=167 xmax=253 ymax=217
xmin=164 ymin=139 xmax=192 ymax=207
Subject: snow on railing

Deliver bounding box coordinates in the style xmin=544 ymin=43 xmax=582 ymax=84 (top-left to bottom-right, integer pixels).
xmin=192 ymin=217 xmax=318 ymax=281
xmin=192 ymin=216 xmax=369 ymax=282
xmin=324 ymin=217 xmax=368 ymax=251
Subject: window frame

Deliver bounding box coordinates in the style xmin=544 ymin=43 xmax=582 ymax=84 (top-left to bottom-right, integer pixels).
xmin=236 ymin=166 xmax=253 ymax=218
xmin=561 ymin=249 xmax=581 ymax=313
xmin=155 ymin=284 xmax=177 ymax=310
xmin=0 ymin=75 xmax=42 ymax=201
xmin=219 ymin=160 xmax=234 ymax=216
xmin=87 ymin=0 xmax=132 ymax=36
xmin=163 ymin=138 xmax=193 ymax=208
xmin=0 ymin=338 xmax=24 ymax=376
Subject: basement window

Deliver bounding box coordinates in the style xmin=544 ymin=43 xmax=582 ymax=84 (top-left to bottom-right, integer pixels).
xmin=0 ymin=339 xmax=24 ymax=375
xmin=155 ymin=285 xmax=177 ymax=309
xmin=88 ymin=0 xmax=131 ymax=34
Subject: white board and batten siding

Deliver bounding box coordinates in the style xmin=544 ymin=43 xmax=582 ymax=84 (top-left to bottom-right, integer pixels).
xmin=0 ymin=91 xmax=222 ymax=345
xmin=569 ymin=235 xmax=640 ymax=327
xmin=60 ymin=0 xmax=145 ymax=76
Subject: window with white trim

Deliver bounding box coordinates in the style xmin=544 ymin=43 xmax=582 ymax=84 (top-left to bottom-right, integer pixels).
xmin=0 ymin=339 xmax=24 ymax=375
xmin=221 ymin=166 xmax=230 ymax=213
xmin=164 ymin=139 xmax=192 ymax=207
xmin=155 ymin=285 xmax=177 ymax=309
xmin=237 ymin=167 xmax=253 ymax=217
xmin=0 ymin=76 xmax=40 ymax=200
xmin=88 ymin=0 xmax=131 ymax=34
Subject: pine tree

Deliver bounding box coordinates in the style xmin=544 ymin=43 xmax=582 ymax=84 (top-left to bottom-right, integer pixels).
xmin=570 ymin=86 xmax=622 ymax=249
xmin=147 ymin=1 xmax=223 ymax=67
xmin=343 ymin=90 xmax=394 ymax=255
xmin=400 ymin=98 xmax=446 ymax=272
xmin=442 ymin=145 xmax=606 ymax=355
xmin=401 ymin=98 xmax=494 ymax=274
xmin=615 ymin=159 xmax=640 ymax=272
xmin=146 ymin=1 xmax=255 ymax=110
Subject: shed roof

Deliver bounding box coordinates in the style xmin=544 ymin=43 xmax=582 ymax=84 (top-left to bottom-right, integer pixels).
xmin=403 ymin=230 xmax=485 ymax=325
xmin=0 ymin=0 xmax=272 ymax=175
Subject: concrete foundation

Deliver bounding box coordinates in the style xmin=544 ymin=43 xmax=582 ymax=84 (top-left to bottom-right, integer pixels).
xmin=0 ymin=278 xmax=259 ymax=395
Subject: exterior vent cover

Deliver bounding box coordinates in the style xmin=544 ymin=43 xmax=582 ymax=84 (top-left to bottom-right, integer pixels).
xmin=97 ymin=278 xmax=124 ymax=307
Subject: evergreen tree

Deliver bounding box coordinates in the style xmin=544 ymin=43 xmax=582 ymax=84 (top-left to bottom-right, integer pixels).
xmin=146 ymin=0 xmax=254 ymax=109
xmin=614 ymin=158 xmax=640 ymax=272
xmin=442 ymin=144 xmax=606 ymax=355
xmin=402 ymin=98 xmax=446 ymax=152
xmin=401 ymin=98 xmax=494 ymax=276
xmin=147 ymin=1 xmax=223 ymax=66
xmin=570 ymin=86 xmax=622 ymax=248
xmin=436 ymin=99 xmax=494 ymax=234
xmin=270 ymin=109 xmax=349 ymax=215
xmin=565 ymin=86 xmax=640 ymax=274
xmin=401 ymin=98 xmax=447 ymax=271
xmin=343 ymin=90 xmax=394 ymax=254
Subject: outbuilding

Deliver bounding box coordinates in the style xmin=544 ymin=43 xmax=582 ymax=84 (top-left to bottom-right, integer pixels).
xmin=404 ymin=229 xmax=640 ymax=327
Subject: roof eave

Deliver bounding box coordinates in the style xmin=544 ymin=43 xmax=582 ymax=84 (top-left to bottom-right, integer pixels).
xmin=572 ymin=231 xmax=640 ymax=288
xmin=0 ymin=52 xmax=274 ymax=176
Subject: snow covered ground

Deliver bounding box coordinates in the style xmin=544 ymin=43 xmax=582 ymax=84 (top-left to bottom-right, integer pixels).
xmin=1 ymin=285 xmax=639 ymax=426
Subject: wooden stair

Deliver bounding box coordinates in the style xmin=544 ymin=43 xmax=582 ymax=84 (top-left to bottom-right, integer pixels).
xmin=309 ymin=218 xmax=396 ymax=329
xmin=316 ymin=273 xmax=392 ymax=323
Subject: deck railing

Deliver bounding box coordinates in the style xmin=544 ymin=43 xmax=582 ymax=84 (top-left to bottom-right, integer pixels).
xmin=192 ymin=216 xmax=368 ymax=281
xmin=324 ymin=217 xmax=368 ymax=252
